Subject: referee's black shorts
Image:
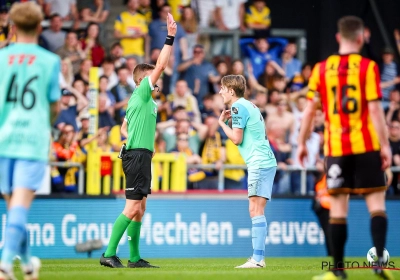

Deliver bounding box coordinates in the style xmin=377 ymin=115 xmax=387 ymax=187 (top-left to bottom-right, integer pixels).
xmin=122 ymin=148 xmax=152 ymax=200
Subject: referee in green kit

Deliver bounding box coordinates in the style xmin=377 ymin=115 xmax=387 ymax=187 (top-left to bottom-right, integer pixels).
xmin=100 ymin=12 xmax=177 ymax=269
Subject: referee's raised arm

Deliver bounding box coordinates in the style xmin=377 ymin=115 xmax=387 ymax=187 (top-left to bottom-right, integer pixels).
xmin=149 ymin=13 xmax=177 ymax=86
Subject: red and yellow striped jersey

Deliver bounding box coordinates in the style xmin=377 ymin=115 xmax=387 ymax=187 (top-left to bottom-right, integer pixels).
xmin=307 ymin=54 xmax=382 ymax=157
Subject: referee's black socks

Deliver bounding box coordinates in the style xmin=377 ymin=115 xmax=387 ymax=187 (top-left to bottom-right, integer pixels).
xmin=329 ymin=218 xmax=347 ymax=271
xmin=371 ymin=211 xmax=388 ymax=260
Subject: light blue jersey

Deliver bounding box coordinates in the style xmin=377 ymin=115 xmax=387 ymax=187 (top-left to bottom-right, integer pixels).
xmin=231 ymin=98 xmax=277 ymax=170
xmin=0 ymin=38 xmax=60 ymax=276
xmin=0 ymin=43 xmax=61 ymax=161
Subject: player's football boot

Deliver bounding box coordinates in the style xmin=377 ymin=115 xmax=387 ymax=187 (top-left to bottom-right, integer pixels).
xmin=235 ymin=257 xmax=266 ymax=268
xmin=0 ymin=269 xmax=16 ymax=280
xmin=374 ymin=268 xmax=394 ymax=280
xmin=312 ymin=271 xmax=347 ymax=280
xmin=23 ymin=256 xmax=41 ymax=280
xmin=100 ymin=253 xmax=125 ymax=268
xmin=127 ymin=259 xmax=159 ymax=268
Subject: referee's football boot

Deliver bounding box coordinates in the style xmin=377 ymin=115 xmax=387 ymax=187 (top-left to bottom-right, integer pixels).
xmin=100 ymin=253 xmax=125 ymax=268
xmin=127 ymin=259 xmax=159 ymax=268
xmin=312 ymin=270 xmax=347 ymax=280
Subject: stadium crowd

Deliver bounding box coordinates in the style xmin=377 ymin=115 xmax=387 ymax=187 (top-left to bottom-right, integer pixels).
xmin=1 ymin=0 xmax=400 ymax=195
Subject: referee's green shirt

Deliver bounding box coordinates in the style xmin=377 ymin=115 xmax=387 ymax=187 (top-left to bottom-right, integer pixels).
xmin=125 ymin=76 xmax=157 ymax=152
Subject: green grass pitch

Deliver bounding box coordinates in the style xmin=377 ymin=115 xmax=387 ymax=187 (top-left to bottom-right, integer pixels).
xmin=12 ymin=257 xmax=400 ymax=280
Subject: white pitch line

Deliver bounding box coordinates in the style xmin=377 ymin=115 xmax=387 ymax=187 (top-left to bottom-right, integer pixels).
xmin=237 ymin=228 xmax=251 ymax=237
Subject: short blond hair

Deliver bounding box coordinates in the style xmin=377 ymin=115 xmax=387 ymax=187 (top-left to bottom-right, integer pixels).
xmin=338 ymin=16 xmax=364 ymax=41
xmin=133 ymin=63 xmax=156 ymax=85
xmin=221 ymin=75 xmax=246 ymax=98
xmin=9 ymin=2 xmax=43 ymax=35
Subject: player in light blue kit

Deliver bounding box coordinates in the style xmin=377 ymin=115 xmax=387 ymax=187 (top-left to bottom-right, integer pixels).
xmin=218 ymin=75 xmax=277 ymax=268
xmin=0 ymin=2 xmax=61 ymax=279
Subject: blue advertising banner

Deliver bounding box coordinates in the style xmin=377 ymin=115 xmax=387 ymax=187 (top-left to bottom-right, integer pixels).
xmin=0 ymin=198 xmax=398 ymax=259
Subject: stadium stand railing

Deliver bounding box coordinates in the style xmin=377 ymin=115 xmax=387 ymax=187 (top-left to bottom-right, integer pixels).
xmin=40 ymin=20 xmax=88 ymax=31
xmin=187 ymin=163 xmax=318 ymax=194
xmin=85 ymin=152 xmax=187 ymax=195
xmin=51 ymin=158 xmax=400 ymax=196
xmin=50 ymin=161 xmax=85 ymax=194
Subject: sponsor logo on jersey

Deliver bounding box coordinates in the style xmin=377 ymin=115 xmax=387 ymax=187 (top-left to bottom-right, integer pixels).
xmin=232 ymin=107 xmax=239 ymax=114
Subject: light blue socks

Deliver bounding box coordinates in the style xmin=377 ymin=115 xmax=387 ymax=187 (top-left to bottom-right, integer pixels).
xmin=251 ymin=215 xmax=267 ymax=262
xmin=20 ymin=229 xmax=31 ymax=267
xmin=1 ymin=206 xmax=29 ymax=272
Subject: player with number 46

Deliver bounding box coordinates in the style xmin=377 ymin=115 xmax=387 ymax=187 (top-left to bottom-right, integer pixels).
xmin=0 ymin=2 xmax=61 ymax=280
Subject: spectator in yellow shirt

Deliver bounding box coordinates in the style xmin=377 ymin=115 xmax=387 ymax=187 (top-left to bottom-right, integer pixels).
xmin=245 ymin=0 xmax=271 ymax=37
xmin=108 ymin=124 xmax=126 ymax=152
xmin=138 ymin=0 xmax=152 ymax=24
xmin=168 ymin=0 xmax=191 ymax=21
xmin=224 ymin=139 xmax=246 ymax=190
xmin=114 ymin=0 xmax=148 ymax=61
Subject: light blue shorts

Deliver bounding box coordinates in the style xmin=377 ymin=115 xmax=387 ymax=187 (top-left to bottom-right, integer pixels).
xmin=0 ymin=158 xmax=46 ymax=195
xmin=247 ymin=167 xmax=277 ymax=200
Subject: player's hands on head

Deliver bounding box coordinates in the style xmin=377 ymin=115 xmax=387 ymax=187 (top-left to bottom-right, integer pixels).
xmin=380 ymin=144 xmax=392 ymax=170
xmin=296 ymin=143 xmax=308 ymax=168
xmin=167 ymin=13 xmax=177 ymax=37
xmin=219 ymin=109 xmax=231 ymax=124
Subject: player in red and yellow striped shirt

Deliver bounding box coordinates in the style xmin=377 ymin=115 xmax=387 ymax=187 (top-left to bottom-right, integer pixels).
xmin=307 ymin=54 xmax=382 ymax=157
xmin=297 ymin=16 xmax=393 ymax=280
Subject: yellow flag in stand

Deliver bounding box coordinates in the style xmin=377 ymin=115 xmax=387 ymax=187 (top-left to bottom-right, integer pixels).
xmin=86 ymin=67 xmax=101 ymax=195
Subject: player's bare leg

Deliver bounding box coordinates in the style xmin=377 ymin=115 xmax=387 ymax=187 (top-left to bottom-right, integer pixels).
xmin=365 ymin=191 xmax=393 ymax=280
xmin=236 ymin=196 xmax=267 ymax=269
xmin=9 ymin=189 xmax=40 ymax=280
xmin=127 ymin=197 xmax=158 ymax=268
xmin=0 ymin=2 xmax=60 ymax=279
xmin=313 ymin=194 xmax=349 ymax=280
xmin=7 ymin=189 xmax=35 ymax=209
xmin=2 ymin=195 xmax=10 ymax=210
xmin=249 ymin=196 xmax=267 ymax=218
